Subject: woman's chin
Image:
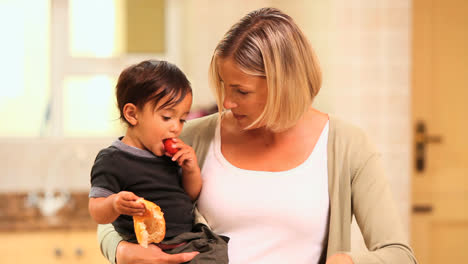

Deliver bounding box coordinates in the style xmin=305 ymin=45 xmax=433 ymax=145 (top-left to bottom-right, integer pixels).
xmin=234 ymin=118 xmax=249 ymax=129
xmin=228 ymin=113 xmax=262 ymax=130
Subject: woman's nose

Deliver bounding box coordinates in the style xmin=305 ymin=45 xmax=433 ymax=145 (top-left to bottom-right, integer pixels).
xmin=223 ymin=95 xmax=237 ymax=109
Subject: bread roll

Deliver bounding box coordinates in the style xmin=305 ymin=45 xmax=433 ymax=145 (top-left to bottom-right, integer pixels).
xmin=133 ymin=198 xmax=166 ymax=248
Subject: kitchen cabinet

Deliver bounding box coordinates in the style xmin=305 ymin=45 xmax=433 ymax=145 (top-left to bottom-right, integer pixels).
xmin=0 ymin=230 xmax=107 ymax=264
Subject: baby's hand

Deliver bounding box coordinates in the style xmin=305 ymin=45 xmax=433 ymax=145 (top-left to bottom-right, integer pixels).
xmin=166 ymin=138 xmax=200 ymax=174
xmin=112 ymin=191 xmax=146 ymax=216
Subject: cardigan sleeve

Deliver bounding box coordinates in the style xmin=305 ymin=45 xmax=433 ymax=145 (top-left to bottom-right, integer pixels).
xmin=348 ymin=149 xmax=418 ymax=263
xmin=97 ymin=223 xmax=123 ymax=264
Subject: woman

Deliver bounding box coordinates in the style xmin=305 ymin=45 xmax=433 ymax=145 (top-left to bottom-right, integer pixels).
xmin=97 ymin=7 xmax=417 ymax=264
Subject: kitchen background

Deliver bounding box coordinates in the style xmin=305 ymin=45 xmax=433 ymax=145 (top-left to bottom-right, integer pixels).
xmin=0 ymin=0 xmax=445 ymax=263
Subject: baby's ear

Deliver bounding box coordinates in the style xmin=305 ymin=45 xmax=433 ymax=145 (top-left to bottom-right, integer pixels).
xmin=123 ymin=103 xmax=138 ymax=126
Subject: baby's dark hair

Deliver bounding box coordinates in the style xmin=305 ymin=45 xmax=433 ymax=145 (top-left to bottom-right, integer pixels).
xmin=116 ymin=60 xmax=192 ymax=125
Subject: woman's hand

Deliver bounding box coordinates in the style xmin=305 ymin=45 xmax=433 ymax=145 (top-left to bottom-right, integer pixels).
xmin=116 ymin=241 xmax=199 ymax=264
xmin=326 ymin=253 xmax=354 ymax=264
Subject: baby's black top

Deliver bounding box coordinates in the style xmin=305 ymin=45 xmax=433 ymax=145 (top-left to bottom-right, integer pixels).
xmin=89 ymin=139 xmax=193 ymax=239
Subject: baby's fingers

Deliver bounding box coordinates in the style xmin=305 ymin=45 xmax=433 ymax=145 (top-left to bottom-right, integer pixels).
xmin=121 ymin=200 xmax=146 ymax=215
xmin=172 ymin=149 xmax=191 ymax=164
xmin=120 ymin=198 xmax=144 ymax=210
xmin=120 ymin=205 xmax=146 ymax=216
xmin=120 ymin=191 xmax=141 ymax=202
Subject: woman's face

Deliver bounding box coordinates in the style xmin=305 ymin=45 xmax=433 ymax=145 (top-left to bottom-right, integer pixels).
xmin=218 ymin=58 xmax=268 ymax=129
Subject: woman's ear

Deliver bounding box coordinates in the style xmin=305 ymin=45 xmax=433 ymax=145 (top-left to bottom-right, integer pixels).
xmin=123 ymin=103 xmax=138 ymax=126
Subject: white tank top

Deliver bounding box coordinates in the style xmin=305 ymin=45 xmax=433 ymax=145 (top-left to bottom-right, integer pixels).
xmin=197 ymin=120 xmax=330 ymax=264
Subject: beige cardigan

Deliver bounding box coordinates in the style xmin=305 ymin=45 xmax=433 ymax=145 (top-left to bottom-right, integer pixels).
xmin=97 ymin=114 xmax=417 ymax=264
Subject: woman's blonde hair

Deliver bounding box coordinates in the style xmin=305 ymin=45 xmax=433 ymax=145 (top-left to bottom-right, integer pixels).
xmin=209 ymin=7 xmax=322 ymax=132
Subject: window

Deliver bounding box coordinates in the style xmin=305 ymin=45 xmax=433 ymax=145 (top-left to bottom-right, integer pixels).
xmin=0 ymin=0 xmax=178 ymax=138
xmin=0 ymin=0 xmax=50 ymax=137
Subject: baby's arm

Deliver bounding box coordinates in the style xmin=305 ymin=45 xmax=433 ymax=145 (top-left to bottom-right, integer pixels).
xmin=89 ymin=191 xmax=145 ymax=224
xmin=181 ymin=166 xmax=202 ymax=201
xmin=166 ymin=139 xmax=202 ymax=201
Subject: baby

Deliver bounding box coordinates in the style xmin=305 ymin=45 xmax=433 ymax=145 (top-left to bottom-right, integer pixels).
xmin=88 ymin=60 xmax=228 ymax=263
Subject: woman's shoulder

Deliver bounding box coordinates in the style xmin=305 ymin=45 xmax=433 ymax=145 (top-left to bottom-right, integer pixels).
xmin=180 ymin=113 xmax=219 ymax=143
xmin=186 ymin=113 xmax=219 ymax=129
xmin=328 ymin=115 xmax=368 ymax=141
xmin=327 ymin=115 xmax=381 ymax=179
xmin=328 ymin=114 xmax=377 ymax=155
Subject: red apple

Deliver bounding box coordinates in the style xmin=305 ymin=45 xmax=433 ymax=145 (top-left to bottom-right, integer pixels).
xmin=163 ymin=138 xmax=179 ymax=155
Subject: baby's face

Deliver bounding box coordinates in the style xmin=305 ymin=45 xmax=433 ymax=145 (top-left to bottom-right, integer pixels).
xmin=134 ymin=93 xmax=192 ymax=156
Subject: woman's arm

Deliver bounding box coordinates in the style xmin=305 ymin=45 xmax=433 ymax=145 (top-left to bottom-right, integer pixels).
xmin=349 ymin=152 xmax=418 ymax=264
xmin=326 ymin=254 xmax=354 ymax=264
xmin=97 ymin=224 xmax=199 ymax=264
xmin=98 ymin=224 xmax=124 ymax=264
xmin=326 ymin=118 xmax=417 ymax=264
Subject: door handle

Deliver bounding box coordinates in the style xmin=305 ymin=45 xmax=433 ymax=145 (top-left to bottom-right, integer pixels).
xmin=412 ymin=204 xmax=433 ymax=213
xmin=415 ymin=121 xmax=443 ymax=172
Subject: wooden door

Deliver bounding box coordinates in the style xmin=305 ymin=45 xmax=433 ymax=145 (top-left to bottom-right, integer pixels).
xmin=411 ymin=0 xmax=468 ymax=263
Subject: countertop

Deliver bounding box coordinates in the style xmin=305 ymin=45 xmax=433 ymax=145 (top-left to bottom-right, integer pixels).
xmin=0 ymin=192 xmax=97 ymax=232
